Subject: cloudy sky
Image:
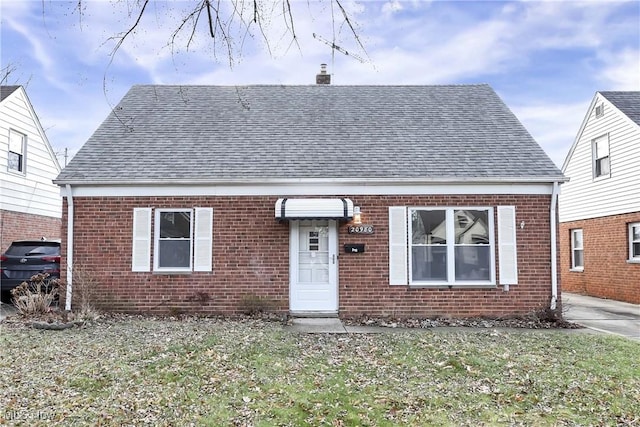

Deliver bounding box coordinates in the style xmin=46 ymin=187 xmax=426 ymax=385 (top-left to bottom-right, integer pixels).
xmin=1 ymin=0 xmax=639 ymax=168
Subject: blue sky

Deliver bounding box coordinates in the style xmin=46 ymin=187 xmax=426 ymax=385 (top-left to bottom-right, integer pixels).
xmin=1 ymin=0 xmax=639 ymax=168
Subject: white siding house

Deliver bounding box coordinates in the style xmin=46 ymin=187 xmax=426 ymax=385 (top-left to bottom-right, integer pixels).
xmin=0 ymin=86 xmax=62 ymax=250
xmin=560 ymin=92 xmax=640 ymax=223
xmin=559 ymin=91 xmax=640 ymax=304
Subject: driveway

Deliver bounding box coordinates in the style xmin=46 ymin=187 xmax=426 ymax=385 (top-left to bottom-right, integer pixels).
xmin=562 ymin=292 xmax=640 ymax=341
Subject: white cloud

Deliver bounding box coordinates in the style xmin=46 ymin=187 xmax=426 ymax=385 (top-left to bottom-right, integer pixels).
xmin=599 ymin=48 xmax=640 ymax=90
xmin=382 ymin=1 xmax=404 ymax=16
xmin=2 ymin=0 xmax=638 ymax=165
xmin=4 ymin=17 xmax=55 ymax=75
xmin=512 ymin=101 xmax=590 ymax=168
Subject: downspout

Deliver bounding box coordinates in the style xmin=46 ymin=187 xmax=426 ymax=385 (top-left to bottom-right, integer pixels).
xmin=550 ymin=181 xmax=559 ymax=310
xmin=65 ymin=184 xmax=74 ymax=311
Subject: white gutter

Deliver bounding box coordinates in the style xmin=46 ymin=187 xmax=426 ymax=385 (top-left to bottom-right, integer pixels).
xmin=550 ymin=181 xmax=559 ymax=310
xmin=65 ymin=184 xmax=74 ymax=311
xmin=53 ymin=175 xmax=569 ymax=186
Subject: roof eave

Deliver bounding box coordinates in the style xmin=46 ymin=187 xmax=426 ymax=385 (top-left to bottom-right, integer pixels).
xmin=54 ymin=176 xmax=568 ymax=186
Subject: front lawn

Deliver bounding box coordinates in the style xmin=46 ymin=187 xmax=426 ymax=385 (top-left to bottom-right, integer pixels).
xmin=1 ymin=318 xmax=638 ymax=426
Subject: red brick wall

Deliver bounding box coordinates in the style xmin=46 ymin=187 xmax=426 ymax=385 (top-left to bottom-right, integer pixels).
xmin=1 ymin=210 xmax=61 ymax=252
xmin=560 ymin=212 xmax=640 ymax=304
xmin=61 ymin=194 xmax=558 ymax=317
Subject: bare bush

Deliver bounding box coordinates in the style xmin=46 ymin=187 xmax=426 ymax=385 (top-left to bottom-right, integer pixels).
xmin=240 ymin=294 xmax=276 ymax=315
xmin=10 ymin=274 xmax=60 ymax=316
xmin=69 ymin=265 xmax=101 ymax=321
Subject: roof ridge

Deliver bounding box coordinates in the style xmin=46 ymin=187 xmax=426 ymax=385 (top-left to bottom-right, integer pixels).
xmin=130 ymin=83 xmax=492 ymax=88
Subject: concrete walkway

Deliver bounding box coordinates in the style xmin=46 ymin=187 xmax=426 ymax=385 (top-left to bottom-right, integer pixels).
xmin=286 ymin=317 xmax=412 ymax=334
xmin=288 ymin=294 xmax=640 ymax=341
xmin=562 ymin=292 xmax=640 ymax=341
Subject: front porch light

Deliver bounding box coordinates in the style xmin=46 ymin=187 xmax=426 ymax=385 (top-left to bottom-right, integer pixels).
xmin=353 ymin=206 xmax=362 ymax=225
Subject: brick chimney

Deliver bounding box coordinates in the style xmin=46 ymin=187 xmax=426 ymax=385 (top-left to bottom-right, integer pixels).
xmin=316 ymin=64 xmax=331 ymax=85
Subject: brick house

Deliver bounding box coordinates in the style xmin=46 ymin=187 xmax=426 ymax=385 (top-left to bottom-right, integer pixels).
xmin=0 ymin=86 xmax=61 ymax=252
xmin=54 ymin=83 xmax=565 ymax=317
xmin=559 ymin=91 xmax=640 ymax=304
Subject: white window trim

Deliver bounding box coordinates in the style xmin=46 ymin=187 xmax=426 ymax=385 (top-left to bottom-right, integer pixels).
xmin=153 ymin=208 xmax=194 ymax=273
xmin=408 ymin=206 xmax=495 ymax=287
xmin=592 ymin=134 xmax=611 ymax=180
xmin=8 ymin=129 xmax=26 ymax=174
xmin=570 ymin=229 xmax=584 ymax=272
xmin=628 ymin=222 xmax=640 ymax=263
xmin=133 ymin=207 xmax=213 ymax=273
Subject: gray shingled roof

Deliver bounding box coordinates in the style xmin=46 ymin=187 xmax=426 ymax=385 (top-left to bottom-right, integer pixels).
xmin=601 ymin=91 xmax=640 ymax=126
xmin=55 ymin=84 xmax=563 ymax=184
xmin=0 ymin=85 xmax=20 ymax=102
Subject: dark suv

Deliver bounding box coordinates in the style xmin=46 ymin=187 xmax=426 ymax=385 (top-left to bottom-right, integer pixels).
xmin=0 ymin=239 xmax=61 ymax=292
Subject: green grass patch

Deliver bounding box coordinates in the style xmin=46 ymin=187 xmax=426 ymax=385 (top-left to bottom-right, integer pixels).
xmin=0 ymin=320 xmax=638 ymax=426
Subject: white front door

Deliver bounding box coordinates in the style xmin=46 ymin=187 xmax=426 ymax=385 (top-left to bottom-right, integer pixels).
xmin=289 ymin=219 xmax=338 ymax=313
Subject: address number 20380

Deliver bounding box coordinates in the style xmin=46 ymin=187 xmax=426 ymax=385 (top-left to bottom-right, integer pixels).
xmin=348 ymin=225 xmax=374 ymax=234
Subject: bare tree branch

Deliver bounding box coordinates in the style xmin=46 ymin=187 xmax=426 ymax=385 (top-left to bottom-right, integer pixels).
xmin=205 ymin=0 xmax=215 ymax=38
xmin=100 ymin=0 xmax=151 ymax=131
xmin=108 ymin=0 xmax=151 ymax=58
xmin=1 ymin=64 xmax=18 ymax=85
xmin=188 ymin=5 xmax=206 ymax=50
xmin=49 ymin=0 xmax=367 ymax=133
xmin=334 ymin=0 xmax=370 ymax=62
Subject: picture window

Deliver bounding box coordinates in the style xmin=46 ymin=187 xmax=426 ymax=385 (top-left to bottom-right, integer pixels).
xmin=409 ymin=208 xmax=493 ymax=284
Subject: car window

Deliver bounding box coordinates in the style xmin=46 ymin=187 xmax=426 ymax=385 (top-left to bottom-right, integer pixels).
xmin=5 ymin=243 xmax=60 ymax=256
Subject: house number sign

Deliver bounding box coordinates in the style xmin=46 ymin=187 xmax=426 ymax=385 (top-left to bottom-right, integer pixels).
xmin=348 ymin=225 xmax=374 ymax=234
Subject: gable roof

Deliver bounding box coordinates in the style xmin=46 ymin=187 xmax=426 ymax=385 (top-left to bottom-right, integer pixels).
xmin=55 ymin=84 xmax=563 ymax=185
xmin=1 ymin=85 xmax=61 ymax=173
xmin=600 ymin=91 xmax=640 ymax=126
xmin=0 ymin=85 xmax=20 ymax=102
xmin=561 ymin=91 xmax=640 ymax=172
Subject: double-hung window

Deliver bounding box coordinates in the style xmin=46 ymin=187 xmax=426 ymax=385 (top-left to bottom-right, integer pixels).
xmin=593 ymin=135 xmax=610 ymax=178
xmin=408 ymin=207 xmax=494 ymax=285
xmin=629 ymin=223 xmax=640 ymax=262
xmin=570 ymin=229 xmax=584 ymax=271
xmin=8 ymin=129 xmax=26 ymax=173
xmin=155 ymin=209 xmax=192 ymax=271
xmin=132 ymin=207 xmax=213 ymax=273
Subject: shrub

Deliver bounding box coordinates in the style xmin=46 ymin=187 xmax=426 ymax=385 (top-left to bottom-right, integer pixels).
xmin=10 ymin=273 xmax=60 ymax=316
xmin=240 ymin=294 xmax=276 ymax=315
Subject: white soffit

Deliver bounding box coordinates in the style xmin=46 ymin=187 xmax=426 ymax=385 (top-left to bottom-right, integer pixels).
xmin=275 ymin=198 xmax=354 ymax=220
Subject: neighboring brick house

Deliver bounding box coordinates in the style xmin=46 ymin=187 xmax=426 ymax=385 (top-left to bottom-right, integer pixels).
xmin=559 ymin=91 xmax=640 ymax=304
xmin=0 ymin=86 xmax=61 ymax=252
xmin=54 ymin=83 xmax=565 ymax=317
